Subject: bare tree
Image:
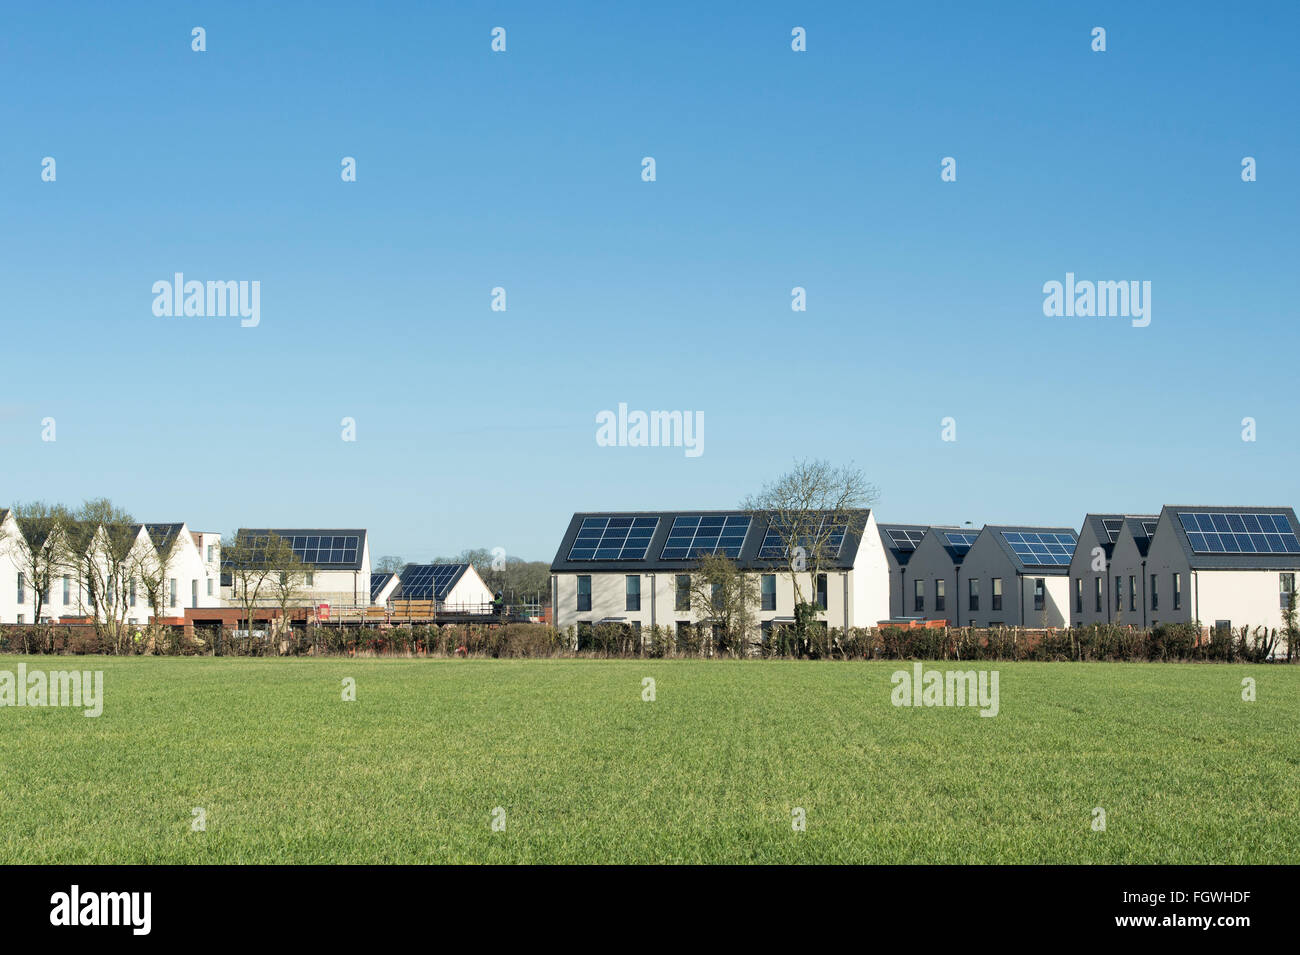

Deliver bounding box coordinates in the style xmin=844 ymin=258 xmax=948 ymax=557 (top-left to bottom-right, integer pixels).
xmin=66 ymin=499 xmax=138 ymax=652
xmin=265 ymin=535 xmax=314 ymax=654
xmin=741 ymin=460 xmax=877 ymax=654
xmin=132 ymin=525 xmax=187 ymax=653
xmin=686 ymin=553 xmax=760 ymax=657
xmin=10 ymin=501 xmax=73 ymax=630
xmin=222 ymin=531 xmax=281 ymax=652
xmin=373 ymin=555 xmax=406 ymax=574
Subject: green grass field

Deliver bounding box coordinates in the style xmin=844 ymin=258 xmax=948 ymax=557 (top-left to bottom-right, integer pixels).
xmin=0 ymin=656 xmax=1296 ymax=864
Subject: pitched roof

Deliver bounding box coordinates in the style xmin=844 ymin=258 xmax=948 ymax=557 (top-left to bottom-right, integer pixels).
xmin=1122 ymin=515 xmax=1160 ymax=558
xmin=370 ymin=571 xmax=400 ymax=602
xmin=877 ymin=524 xmax=934 ymax=566
xmin=982 ymin=525 xmax=1079 ymax=575
xmin=1160 ymin=505 xmax=1300 ymax=570
xmin=398 ymin=563 xmax=469 ymax=600
xmin=236 ymin=529 xmax=368 ymax=571
xmin=550 ymin=509 xmax=873 ymax=573
xmin=140 ymin=522 xmax=186 ymax=551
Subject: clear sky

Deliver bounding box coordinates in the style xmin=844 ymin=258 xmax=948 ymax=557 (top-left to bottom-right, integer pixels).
xmin=3 ymin=1 xmax=1297 ymax=562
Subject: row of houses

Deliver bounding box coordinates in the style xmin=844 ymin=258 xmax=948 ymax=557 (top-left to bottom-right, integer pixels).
xmin=0 ymin=514 xmax=493 ymax=625
xmin=547 ymin=506 xmax=1300 ymax=640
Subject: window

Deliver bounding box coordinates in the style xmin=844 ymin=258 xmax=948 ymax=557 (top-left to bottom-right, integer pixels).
xmin=991 ymin=577 xmax=1003 ymax=612
xmin=935 ymin=579 xmax=945 ymax=613
xmin=968 ymin=578 xmax=979 ymax=612
xmin=1116 ymin=576 xmax=1122 ymax=611
xmin=1074 ymin=578 xmax=1082 ymax=613
xmin=1173 ymin=573 xmax=1182 ymax=610
xmin=913 ymin=579 xmax=925 ymax=613
xmin=191 ymin=579 xmax=199 ymax=608
xmin=1094 ymin=577 xmax=1102 ymax=613
xmin=1033 ymin=578 xmax=1044 ymax=612
xmin=207 ymin=579 xmax=214 ymax=597
xmin=306 ymin=572 xmax=314 ymax=586
xmin=577 ymin=576 xmax=592 ymax=612
xmin=711 ymin=583 xmax=723 ymax=612
xmin=169 ymin=578 xmax=178 ymax=608
xmin=207 ymin=544 xmax=215 ymax=562
xmin=1128 ymin=575 xmax=1136 ymax=612
xmin=675 ymin=574 xmax=690 ymax=611
xmin=761 ymin=574 xmax=776 ymax=611
xmin=1281 ymin=573 xmax=1294 ymax=611
xmin=16 ymin=573 xmax=24 ymax=604
xmin=815 ymin=574 xmax=828 ymax=610
xmin=129 ymin=579 xmax=136 ymax=607
xmin=1150 ymin=574 xmax=1158 ymax=611
xmin=625 ymin=575 xmax=640 ymax=612
xmin=63 ymin=575 xmax=71 ymax=604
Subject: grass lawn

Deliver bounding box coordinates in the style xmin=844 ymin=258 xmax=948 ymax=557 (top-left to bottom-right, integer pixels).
xmin=0 ymin=656 xmax=1296 ymax=864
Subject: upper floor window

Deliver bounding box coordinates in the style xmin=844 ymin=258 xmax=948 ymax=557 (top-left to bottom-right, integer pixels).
xmin=761 ymin=574 xmax=776 ymax=611
xmin=675 ymin=574 xmax=690 ymax=612
xmin=935 ymin=579 xmax=946 ymax=612
xmin=815 ymin=574 xmax=828 ymax=611
xmin=991 ymin=577 xmax=1003 ymax=612
xmin=576 ymin=575 xmax=591 ymax=612
xmin=968 ymin=578 xmax=979 ymax=612
xmin=625 ymin=575 xmax=641 ymax=612
xmin=1033 ymin=578 xmax=1044 ymax=612
xmin=913 ymin=578 xmax=925 ymax=613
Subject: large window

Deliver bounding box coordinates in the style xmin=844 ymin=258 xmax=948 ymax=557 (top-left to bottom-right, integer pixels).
xmin=935 ymin=579 xmax=946 ymax=613
xmin=968 ymin=578 xmax=979 ymax=612
xmin=1281 ymin=573 xmax=1294 ymax=611
xmin=1094 ymin=577 xmax=1102 ymax=613
xmin=169 ymin=578 xmax=178 ymax=608
xmin=62 ymin=575 xmax=71 ymax=604
xmin=1128 ymin=575 xmax=1136 ymax=612
xmin=1115 ymin=576 xmax=1122 ymax=611
xmin=17 ymin=573 xmax=24 ymax=604
xmin=577 ymin=575 xmax=591 ymax=612
xmin=1074 ymin=578 xmax=1082 ymax=613
xmin=991 ymin=577 xmax=1002 ymax=612
xmin=1150 ymin=574 xmax=1158 ymax=612
xmin=625 ymin=575 xmax=640 ymax=612
xmin=761 ymin=574 xmax=776 ymax=611
xmin=1033 ymin=578 xmax=1044 ymax=612
xmin=913 ymin=579 xmax=925 ymax=613
xmin=1173 ymin=573 xmax=1182 ymax=611
xmin=711 ymin=583 xmax=723 ymax=612
xmin=815 ymin=574 xmax=828 ymax=610
xmin=675 ymin=574 xmax=691 ymax=611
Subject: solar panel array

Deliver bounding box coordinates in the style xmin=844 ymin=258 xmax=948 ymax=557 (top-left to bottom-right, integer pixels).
xmin=247 ymin=533 xmax=360 ymax=566
xmin=1141 ymin=521 xmax=1158 ymax=538
xmin=1178 ymin=512 xmax=1300 ymax=554
xmin=370 ymin=573 xmax=394 ymax=602
xmin=400 ymin=564 xmax=464 ymax=599
xmin=886 ymin=528 xmax=926 ymax=552
xmin=944 ymin=532 xmax=979 ymax=555
xmin=660 ymin=515 xmax=751 ymax=559
xmin=758 ymin=519 xmax=847 ymax=559
xmin=567 ymin=517 xmax=660 ymax=560
xmin=1101 ymin=519 xmax=1123 ymax=543
xmin=1001 ymin=531 xmax=1077 ymax=565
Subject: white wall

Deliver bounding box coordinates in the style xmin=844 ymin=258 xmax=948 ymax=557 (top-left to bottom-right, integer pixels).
xmin=444 ymin=565 xmax=494 ymax=610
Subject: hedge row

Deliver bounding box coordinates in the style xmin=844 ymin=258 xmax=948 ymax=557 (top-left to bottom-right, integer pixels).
xmin=0 ymin=621 xmax=1292 ymax=663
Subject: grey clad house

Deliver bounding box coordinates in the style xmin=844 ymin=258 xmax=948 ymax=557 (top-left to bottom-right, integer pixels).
xmin=955 ymin=525 xmax=1078 ymax=628
xmin=1068 ymin=514 xmax=1157 ymax=627
xmin=891 ymin=526 xmax=980 ymax=624
xmin=1109 ymin=506 xmax=1300 ymax=639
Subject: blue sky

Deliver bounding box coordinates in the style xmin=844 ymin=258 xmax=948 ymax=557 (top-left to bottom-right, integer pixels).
xmin=3 ymin=1 xmax=1298 ymax=562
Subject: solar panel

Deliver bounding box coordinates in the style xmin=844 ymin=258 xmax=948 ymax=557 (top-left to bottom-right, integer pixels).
xmin=567 ymin=516 xmax=660 ymax=561
xmin=1101 ymin=519 xmax=1123 ymax=543
xmin=1140 ymin=521 xmax=1158 ymax=538
xmin=400 ymin=564 xmax=464 ymax=600
xmin=886 ymin=528 xmax=925 ymax=552
xmin=245 ymin=532 xmax=360 ymax=566
xmin=1177 ymin=511 xmax=1300 ymax=554
xmin=944 ymin=532 xmax=979 ymax=555
xmin=1001 ymin=531 xmax=1076 ymax=566
xmin=370 ymin=573 xmax=393 ymax=602
xmin=758 ymin=518 xmax=847 ymax=560
xmin=659 ymin=515 xmax=751 ymax=559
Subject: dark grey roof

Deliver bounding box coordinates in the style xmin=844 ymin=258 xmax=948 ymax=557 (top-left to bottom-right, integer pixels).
xmin=237 ymin=529 xmax=368 ymax=571
xmin=139 ymin=522 xmax=186 ymax=551
xmin=920 ymin=526 xmax=981 ymax=563
xmin=370 ymin=572 xmax=398 ymax=602
xmin=550 ymin=509 xmax=873 ymax=573
xmin=1160 ymin=505 xmax=1300 ymax=570
xmin=982 ymin=525 xmax=1079 ymax=575
xmin=1123 ymin=515 xmax=1160 ymax=558
xmin=877 ymin=524 xmax=935 ymax=566
xmin=1080 ymin=513 xmax=1126 ymax=559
